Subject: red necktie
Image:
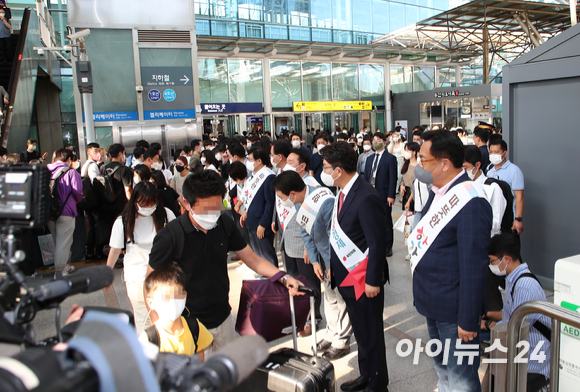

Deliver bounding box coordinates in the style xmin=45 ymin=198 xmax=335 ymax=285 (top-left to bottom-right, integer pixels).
xmin=338 ymin=192 xmax=345 ymax=214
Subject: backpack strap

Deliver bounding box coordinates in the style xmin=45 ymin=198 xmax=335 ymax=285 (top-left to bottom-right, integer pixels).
xmin=511 ymin=272 xmax=552 ymax=342
xmin=55 ymin=167 xmax=73 ymax=206
xmin=184 ymin=317 xmax=200 ymax=351
xmin=167 ymin=220 xmax=185 ymax=262
xmin=145 ymin=325 xmax=160 ymax=347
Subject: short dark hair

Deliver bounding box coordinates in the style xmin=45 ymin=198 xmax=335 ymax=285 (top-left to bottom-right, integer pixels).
xmin=201 ymin=149 xmax=216 ymax=166
xmin=183 ymin=146 xmax=192 ymax=154
xmin=133 ymin=147 xmax=145 ymax=160
xmin=0 ymin=147 xmax=7 ymax=156
xmin=473 ymin=127 xmax=490 ymax=143
xmin=134 ymin=164 xmax=152 ymax=182
xmin=87 ymin=142 xmax=100 ymax=151
xmin=291 ymin=133 xmax=301 ymax=140
xmin=27 ymin=139 xmax=37 ymax=145
xmin=412 ymin=125 xmax=424 ymax=132
xmin=251 ymin=148 xmax=271 ymax=168
xmin=489 ymin=138 xmax=508 ymax=152
xmin=229 ymin=161 xmax=247 ymax=181
xmin=320 ymin=141 xmax=357 ymax=173
xmin=149 ymin=142 xmax=162 ymax=153
xmin=145 ymin=264 xmax=186 ymax=295
xmin=314 ymin=133 xmax=330 ymax=144
xmin=182 ymin=170 xmax=227 ymax=206
xmin=463 ymin=145 xmax=482 ymax=166
xmin=108 ymin=143 xmax=125 ymax=159
xmin=271 ymin=171 xmax=306 ymax=196
xmin=487 ymin=233 xmax=521 ymax=261
xmin=144 ymin=149 xmax=159 ymax=161
xmin=55 ymin=148 xmax=73 ymax=163
xmin=337 ymin=133 xmax=348 ymax=141
xmin=136 ymin=140 xmax=149 ymax=149
xmin=191 ymin=139 xmax=202 ymax=149
xmin=489 ymin=134 xmax=504 ymax=147
xmin=422 ymin=130 xmax=464 ymax=169
xmin=373 ymin=132 xmax=386 ymax=141
xmin=272 ymin=140 xmax=292 ymax=158
xmin=289 ymin=148 xmax=310 ymax=168
xmin=412 ymin=130 xmax=423 ymax=139
xmin=228 ymin=143 xmax=245 ymax=160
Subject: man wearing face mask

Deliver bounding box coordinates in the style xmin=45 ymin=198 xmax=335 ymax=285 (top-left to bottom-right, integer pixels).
xmin=240 ymin=148 xmax=278 ymax=266
xmin=357 ymin=136 xmax=374 ymax=176
xmin=410 ymin=130 xmax=492 ymax=392
xmin=486 ymin=139 xmax=524 ymax=235
xmin=144 ymin=149 xmax=163 ymax=172
xmin=148 ymin=171 xmax=303 ymax=355
xmin=20 ymin=139 xmax=47 ymax=163
xmin=485 ymin=233 xmax=551 ymax=392
xmin=270 ymin=139 xmax=291 ymax=174
xmin=319 ymin=141 xmax=389 ymax=392
xmin=310 ymin=133 xmax=335 ymax=193
xmin=291 ymin=132 xmax=311 ymax=157
xmin=81 ymin=143 xmax=106 ymax=261
xmin=364 ymin=132 xmax=397 ymax=258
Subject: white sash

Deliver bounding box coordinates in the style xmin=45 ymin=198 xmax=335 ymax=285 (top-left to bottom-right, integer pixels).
xmin=408 ymin=181 xmax=487 ymax=273
xmin=303 ymin=175 xmax=320 ymax=187
xmin=275 ymin=197 xmax=297 ymax=232
xmin=330 ymin=193 xmax=368 ymax=272
xmin=243 ymin=167 xmax=274 ymax=211
xmin=296 ymin=187 xmax=334 ymax=235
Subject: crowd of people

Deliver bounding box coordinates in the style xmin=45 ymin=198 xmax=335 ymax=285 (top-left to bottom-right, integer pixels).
xmin=4 ymin=119 xmax=550 ymax=392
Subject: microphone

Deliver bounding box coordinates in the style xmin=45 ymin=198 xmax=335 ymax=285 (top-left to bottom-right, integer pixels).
xmin=188 ymin=335 xmax=269 ymax=391
xmin=32 ymin=265 xmax=114 ymax=306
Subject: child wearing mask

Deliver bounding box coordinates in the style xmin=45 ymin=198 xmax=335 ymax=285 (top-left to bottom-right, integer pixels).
xmin=139 ymin=264 xmax=213 ymax=360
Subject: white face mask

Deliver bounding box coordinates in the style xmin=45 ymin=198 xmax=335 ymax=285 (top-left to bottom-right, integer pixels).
xmin=316 ymin=144 xmax=325 ymax=151
xmin=466 ymin=167 xmax=478 ymax=180
xmin=489 ymin=153 xmax=504 ymax=166
xmin=270 ymin=155 xmax=279 ymax=167
xmin=393 ymin=136 xmax=400 ymax=142
xmin=138 ymin=205 xmax=157 ymax=217
xmin=282 ymin=164 xmax=295 ymax=172
xmin=201 ymin=157 xmax=207 ymax=165
xmin=363 ymin=145 xmax=371 ymax=152
xmin=281 ymin=194 xmax=295 ymax=208
xmin=402 ymin=151 xmax=412 ymax=160
xmin=152 ymin=162 xmax=162 ymax=171
xmin=152 ymin=298 xmax=186 ymax=322
xmin=191 ymin=210 xmax=221 ymax=230
xmin=215 ymin=153 xmax=222 ymax=161
xmin=246 ymin=142 xmax=252 ymax=149
xmin=292 ymin=141 xmax=301 ymax=148
xmin=321 ymin=168 xmax=337 ymax=187
xmin=489 ymin=257 xmax=507 ymax=276
xmin=246 ymin=160 xmax=256 ymax=173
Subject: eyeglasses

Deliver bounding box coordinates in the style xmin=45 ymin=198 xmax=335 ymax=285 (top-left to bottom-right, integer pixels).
xmin=419 ymin=157 xmax=440 ymax=167
xmin=488 ymin=256 xmax=504 ymax=265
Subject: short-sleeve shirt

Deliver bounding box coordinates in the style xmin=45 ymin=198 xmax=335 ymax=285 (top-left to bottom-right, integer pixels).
xmin=104 ymin=161 xmax=134 ymax=214
xmin=486 ymin=159 xmax=524 ymax=216
xmin=148 ymin=212 xmax=247 ymax=329
xmin=109 ymin=207 xmax=176 ymax=282
xmin=158 ymin=187 xmax=181 ymax=217
xmin=138 ymin=317 xmax=213 ymax=356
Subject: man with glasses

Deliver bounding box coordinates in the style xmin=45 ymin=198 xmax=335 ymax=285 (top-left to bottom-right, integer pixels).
xmin=410 ymin=130 xmax=492 ymax=392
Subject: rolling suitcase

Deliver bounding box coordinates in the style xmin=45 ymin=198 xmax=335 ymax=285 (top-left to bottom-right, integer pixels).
xmin=234 ymin=283 xmax=336 ymax=392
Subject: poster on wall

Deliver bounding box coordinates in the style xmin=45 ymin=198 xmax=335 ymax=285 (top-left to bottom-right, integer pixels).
xmin=395 ymin=120 xmax=408 ymax=131
xmin=461 ymin=101 xmax=472 ymax=119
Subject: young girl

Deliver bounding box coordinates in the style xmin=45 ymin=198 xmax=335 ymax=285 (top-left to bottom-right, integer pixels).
xmin=106 ymin=182 xmax=176 ymax=335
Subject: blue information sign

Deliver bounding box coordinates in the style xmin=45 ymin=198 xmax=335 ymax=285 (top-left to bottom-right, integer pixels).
xmin=148 ymin=89 xmax=161 ymax=102
xmin=200 ymin=102 xmax=263 ymax=114
xmin=163 ymin=89 xmax=176 ymax=102
xmin=144 ymin=109 xmax=197 ymax=120
xmin=84 ymin=111 xmax=139 ymax=122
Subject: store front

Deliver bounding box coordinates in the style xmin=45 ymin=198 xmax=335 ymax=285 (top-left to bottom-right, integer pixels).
xmin=393 ymin=84 xmax=502 ymax=133
xmin=200 ymin=102 xmax=264 ymax=137
xmin=292 ymin=100 xmax=377 ymax=135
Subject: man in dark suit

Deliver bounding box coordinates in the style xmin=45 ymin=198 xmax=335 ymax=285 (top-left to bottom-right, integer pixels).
xmin=413 ymin=130 xmax=492 ymax=392
xmin=363 ymin=132 xmax=397 ymax=257
xmin=240 ymin=148 xmax=277 ymax=267
xmin=320 ymin=141 xmax=389 ymax=392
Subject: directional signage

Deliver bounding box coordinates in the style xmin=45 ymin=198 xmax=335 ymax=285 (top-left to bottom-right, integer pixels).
xmin=293 ymin=101 xmax=372 ymax=112
xmin=141 ymin=66 xmax=195 ymax=119
xmin=201 ymin=102 xmax=263 ymax=114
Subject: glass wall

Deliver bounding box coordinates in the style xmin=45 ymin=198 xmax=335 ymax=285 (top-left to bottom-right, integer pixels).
xmin=360 ymin=64 xmax=384 ymax=105
xmin=302 ymin=62 xmax=331 ymax=102
xmin=270 ymin=61 xmax=302 ymax=108
xmin=332 ymin=63 xmax=358 ymax=101
xmin=413 ymin=66 xmax=435 ymax=92
xmin=194 ymin=0 xmax=450 ymax=43
xmin=198 ymin=58 xmax=229 ymax=102
xmin=228 ymin=59 xmax=264 ymax=103
xmin=391 ymin=65 xmax=413 ymax=94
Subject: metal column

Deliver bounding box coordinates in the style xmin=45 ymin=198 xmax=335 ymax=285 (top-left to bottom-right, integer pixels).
xmin=385 ymin=62 xmax=392 ymax=132
xmin=262 ymin=58 xmax=274 ymax=138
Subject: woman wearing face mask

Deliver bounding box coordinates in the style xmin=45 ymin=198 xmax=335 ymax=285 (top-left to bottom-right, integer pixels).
xmin=171 ymin=156 xmax=190 ymax=197
xmin=133 ymin=164 xmax=152 ymax=187
xmin=388 ymin=131 xmax=406 ymax=192
xmin=201 ymin=149 xmax=218 ymax=172
xmin=400 ymin=142 xmax=420 ymax=212
xmin=106 ymin=182 xmax=176 ymax=335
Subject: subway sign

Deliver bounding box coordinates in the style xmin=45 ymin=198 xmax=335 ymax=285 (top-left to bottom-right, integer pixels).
xmin=293 ymin=101 xmax=372 ymax=112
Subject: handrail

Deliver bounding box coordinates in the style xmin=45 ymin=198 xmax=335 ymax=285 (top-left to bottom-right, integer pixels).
xmin=506 ymin=300 xmax=580 ymax=392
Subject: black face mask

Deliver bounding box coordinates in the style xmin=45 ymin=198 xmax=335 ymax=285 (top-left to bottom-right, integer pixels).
xmin=176 ymin=166 xmax=185 ymax=173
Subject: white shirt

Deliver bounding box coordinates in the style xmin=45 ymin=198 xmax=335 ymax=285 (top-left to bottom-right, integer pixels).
xmin=475 ymin=172 xmax=507 ymax=236
xmin=340 ymin=173 xmax=359 ymax=199
xmin=371 ymin=150 xmax=385 ymax=179
xmin=81 ymin=160 xmax=99 ymax=181
xmin=109 ymin=208 xmax=176 ymax=282
xmin=205 ymin=164 xmax=218 ymax=172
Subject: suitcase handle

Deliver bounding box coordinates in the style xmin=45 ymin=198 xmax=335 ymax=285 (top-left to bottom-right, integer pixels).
xmin=289 ymin=286 xmax=318 ymax=359
xmin=298 ymin=286 xmax=315 ymax=296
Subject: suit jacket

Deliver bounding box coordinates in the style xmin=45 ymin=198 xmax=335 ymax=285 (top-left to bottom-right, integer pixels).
xmin=412 ymin=173 xmax=492 ymax=332
xmin=330 ymin=176 xmax=389 ymax=299
xmin=246 ymin=172 xmax=276 ymax=235
xmin=363 ymin=150 xmax=397 ymax=204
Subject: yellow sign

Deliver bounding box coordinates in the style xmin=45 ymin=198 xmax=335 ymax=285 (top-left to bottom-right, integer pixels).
xmin=293 ymin=101 xmax=372 ymax=112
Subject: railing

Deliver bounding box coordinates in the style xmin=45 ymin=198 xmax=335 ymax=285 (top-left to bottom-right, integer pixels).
xmin=506 ymin=300 xmax=580 ymax=392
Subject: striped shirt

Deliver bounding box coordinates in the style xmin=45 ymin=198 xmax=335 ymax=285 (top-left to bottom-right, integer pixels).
xmin=498 ymin=263 xmax=551 ymax=378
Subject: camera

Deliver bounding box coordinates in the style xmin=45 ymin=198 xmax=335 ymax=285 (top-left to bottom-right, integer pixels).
xmin=63 ymin=44 xmax=72 ymax=53
xmin=136 ymin=85 xmax=144 ymax=93
xmin=66 ymin=29 xmax=90 ymax=41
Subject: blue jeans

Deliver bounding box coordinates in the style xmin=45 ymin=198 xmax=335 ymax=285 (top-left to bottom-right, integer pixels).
xmin=426 ymin=318 xmax=481 ymax=392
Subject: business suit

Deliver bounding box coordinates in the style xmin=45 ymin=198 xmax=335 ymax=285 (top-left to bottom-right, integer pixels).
xmin=363 ymin=149 xmax=397 ymax=251
xmin=413 ymin=173 xmax=492 ymax=392
xmin=311 ymin=152 xmax=336 ymax=193
xmin=330 ymin=175 xmax=389 ymax=391
xmin=246 ymin=168 xmax=277 ymax=266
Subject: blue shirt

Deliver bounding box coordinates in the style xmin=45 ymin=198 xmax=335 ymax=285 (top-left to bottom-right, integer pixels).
xmin=0 ymin=16 xmax=10 ymax=39
xmin=498 ymin=263 xmax=551 ymax=378
xmin=486 ymin=160 xmax=524 ymax=216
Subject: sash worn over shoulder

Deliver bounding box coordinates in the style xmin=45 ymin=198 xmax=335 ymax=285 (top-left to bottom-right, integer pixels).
xmin=329 ymin=194 xmax=369 ymax=300
xmin=296 ymin=187 xmax=334 ymax=235
xmin=408 ymin=181 xmax=488 ymax=273
xmin=275 ymin=196 xmax=297 ymax=232
xmin=243 ymin=167 xmax=274 ymax=211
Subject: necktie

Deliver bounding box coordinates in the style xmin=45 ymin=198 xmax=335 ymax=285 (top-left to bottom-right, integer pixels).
xmin=338 ymin=192 xmax=345 ymax=214
xmin=372 ymin=154 xmax=379 ymax=174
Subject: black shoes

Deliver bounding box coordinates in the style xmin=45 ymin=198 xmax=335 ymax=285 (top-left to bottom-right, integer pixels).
xmin=341 ymin=376 xmax=369 ymax=392
xmin=385 ymin=248 xmax=393 ymax=257
xmin=322 ymin=346 xmax=350 ymax=361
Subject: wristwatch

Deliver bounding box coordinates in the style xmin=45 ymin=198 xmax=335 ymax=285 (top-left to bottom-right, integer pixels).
xmin=281 ymin=274 xmax=290 ymax=286
xmin=485 ymin=319 xmax=493 ymax=330
xmin=515 ymin=217 xmax=523 ymax=222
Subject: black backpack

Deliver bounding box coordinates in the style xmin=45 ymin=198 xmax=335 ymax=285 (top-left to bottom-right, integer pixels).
xmin=49 ymin=167 xmax=72 ymax=221
xmin=92 ymin=165 xmax=123 ymax=203
xmin=511 ymin=272 xmax=552 ymax=342
xmin=485 ymin=177 xmax=514 ymax=233
xmin=78 ymin=162 xmax=100 ymax=211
